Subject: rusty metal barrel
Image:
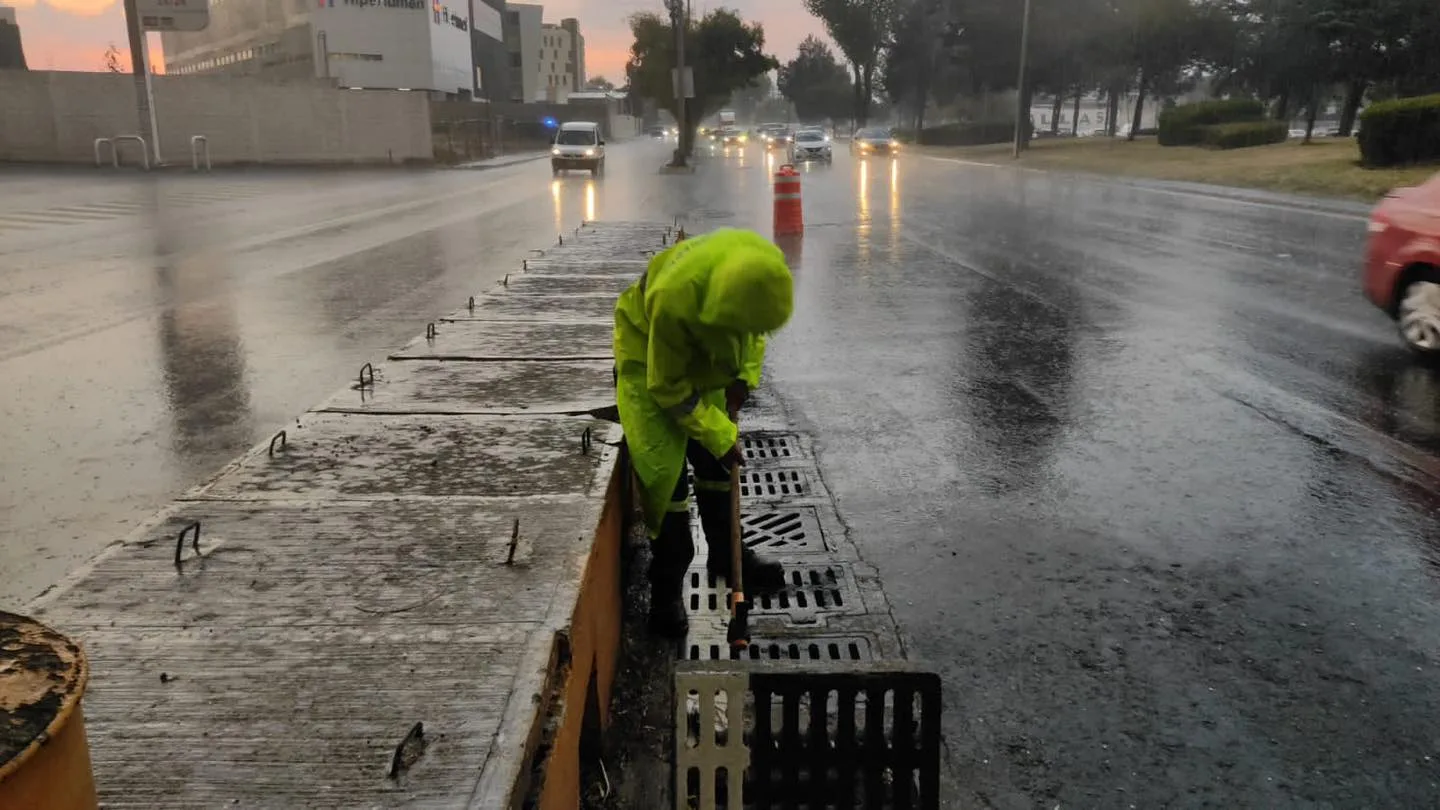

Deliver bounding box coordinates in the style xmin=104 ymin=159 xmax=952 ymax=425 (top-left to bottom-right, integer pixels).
xmin=0 ymin=612 xmax=98 ymax=810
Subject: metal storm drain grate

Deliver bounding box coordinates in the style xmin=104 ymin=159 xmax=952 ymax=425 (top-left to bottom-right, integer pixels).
xmin=674 ymin=664 xmax=944 ymax=810
xmin=686 ymin=564 xmax=861 ymax=623
xmin=738 ymin=469 xmax=811 ymax=500
xmin=741 ymin=510 xmax=827 ymax=555
xmin=681 ymin=635 xmax=875 ymax=663
xmin=741 ymin=434 xmax=802 ymax=464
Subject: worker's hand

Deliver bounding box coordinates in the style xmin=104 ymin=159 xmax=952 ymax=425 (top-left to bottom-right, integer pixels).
xmin=725 ymin=380 xmax=750 ymax=416
xmin=720 ymin=443 xmax=745 ymax=468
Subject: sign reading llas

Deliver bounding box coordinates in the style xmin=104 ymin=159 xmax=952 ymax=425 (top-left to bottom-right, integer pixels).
xmin=432 ymin=2 xmax=468 ymax=30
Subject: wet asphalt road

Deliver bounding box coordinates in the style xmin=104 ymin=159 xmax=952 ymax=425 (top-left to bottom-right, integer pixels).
xmin=0 ymin=149 xmax=676 ymax=604
xmin=7 ymin=139 xmax=1440 ymax=805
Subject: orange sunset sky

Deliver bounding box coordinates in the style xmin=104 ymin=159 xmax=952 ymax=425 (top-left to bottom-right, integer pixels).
xmin=8 ymin=0 xmax=826 ymax=81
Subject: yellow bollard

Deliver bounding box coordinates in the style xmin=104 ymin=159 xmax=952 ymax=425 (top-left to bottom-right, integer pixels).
xmin=0 ymin=612 xmax=98 ymax=810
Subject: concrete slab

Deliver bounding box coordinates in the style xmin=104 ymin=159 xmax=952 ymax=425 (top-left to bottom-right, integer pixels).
xmin=498 ymin=273 xmax=636 ymax=297
xmin=440 ymin=293 xmax=615 ymax=323
xmin=33 ymin=497 xmax=601 ymax=808
xmin=187 ymin=414 xmax=619 ymax=501
xmin=314 ymin=360 xmax=614 ymax=415
xmin=390 ymin=320 xmax=613 ymax=361
xmin=523 ymin=258 xmax=650 ymax=277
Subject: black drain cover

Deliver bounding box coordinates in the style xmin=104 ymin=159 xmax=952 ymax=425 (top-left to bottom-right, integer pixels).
xmin=741 ymin=509 xmax=827 ymax=554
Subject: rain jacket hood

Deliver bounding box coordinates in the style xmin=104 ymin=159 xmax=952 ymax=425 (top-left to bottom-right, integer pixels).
xmin=697 ymin=244 xmax=794 ymax=334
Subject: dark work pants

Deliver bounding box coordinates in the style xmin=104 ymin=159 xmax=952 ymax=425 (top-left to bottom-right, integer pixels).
xmin=652 ymin=440 xmax=734 ymax=590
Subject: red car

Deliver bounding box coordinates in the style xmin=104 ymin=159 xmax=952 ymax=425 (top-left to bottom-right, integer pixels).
xmin=1364 ymin=172 xmax=1440 ymax=355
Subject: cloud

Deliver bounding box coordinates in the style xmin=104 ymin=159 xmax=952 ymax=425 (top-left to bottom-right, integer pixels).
xmin=44 ymin=0 xmax=119 ymax=15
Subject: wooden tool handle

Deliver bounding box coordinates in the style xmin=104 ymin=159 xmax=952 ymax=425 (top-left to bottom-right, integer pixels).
xmin=729 ymin=462 xmax=744 ymax=601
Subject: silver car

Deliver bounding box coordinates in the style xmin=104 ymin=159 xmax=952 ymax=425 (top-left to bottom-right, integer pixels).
xmin=790 ymin=129 xmax=833 ymax=163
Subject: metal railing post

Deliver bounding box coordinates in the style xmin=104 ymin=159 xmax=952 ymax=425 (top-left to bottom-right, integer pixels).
xmin=93 ymin=138 xmax=115 ymax=168
xmin=113 ymin=135 xmax=150 ymax=171
xmin=190 ymin=135 xmax=210 ymax=171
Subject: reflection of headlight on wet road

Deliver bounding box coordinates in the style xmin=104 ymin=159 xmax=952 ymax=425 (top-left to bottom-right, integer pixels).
xmin=585 ymin=181 xmax=597 ymax=222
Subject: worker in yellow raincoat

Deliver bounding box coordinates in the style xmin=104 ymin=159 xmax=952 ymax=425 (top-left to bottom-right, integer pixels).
xmin=614 ymin=228 xmax=794 ymax=637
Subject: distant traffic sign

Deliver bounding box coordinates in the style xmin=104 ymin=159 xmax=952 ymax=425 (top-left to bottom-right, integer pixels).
xmin=138 ymin=0 xmax=209 ymax=31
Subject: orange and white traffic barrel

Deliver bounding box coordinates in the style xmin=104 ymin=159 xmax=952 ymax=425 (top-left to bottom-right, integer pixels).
xmin=773 ymin=164 xmax=804 ymax=237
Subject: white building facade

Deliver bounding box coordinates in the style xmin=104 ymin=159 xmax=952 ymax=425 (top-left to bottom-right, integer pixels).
xmin=537 ymin=19 xmax=582 ymax=102
xmin=162 ymin=0 xmax=498 ymax=98
xmin=502 ymin=3 xmax=583 ymax=103
xmin=503 ymin=2 xmax=542 ymax=103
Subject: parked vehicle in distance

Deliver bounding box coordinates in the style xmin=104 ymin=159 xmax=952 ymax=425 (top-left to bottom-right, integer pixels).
xmin=791 ymin=129 xmax=833 ymax=163
xmin=719 ymin=128 xmax=747 ymax=146
xmin=1363 ymin=172 xmax=1440 ymax=355
xmin=551 ymin=121 xmax=604 ymax=176
xmin=647 ymin=125 xmax=666 ymax=139
xmin=851 ymin=128 xmax=899 ymax=156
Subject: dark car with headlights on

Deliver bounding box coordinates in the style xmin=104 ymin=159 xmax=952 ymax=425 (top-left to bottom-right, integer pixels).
xmin=850 ymin=127 xmax=899 ymax=156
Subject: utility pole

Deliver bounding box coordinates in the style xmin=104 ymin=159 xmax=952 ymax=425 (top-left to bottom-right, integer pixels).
xmin=667 ymin=0 xmax=688 ymax=166
xmin=1012 ymin=0 xmax=1032 ymax=159
xmin=122 ymin=0 xmax=161 ymax=165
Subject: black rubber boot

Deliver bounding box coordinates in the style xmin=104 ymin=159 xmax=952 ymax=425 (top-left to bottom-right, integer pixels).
xmin=696 ymin=490 xmax=787 ymax=594
xmin=648 ymin=513 xmax=695 ymax=638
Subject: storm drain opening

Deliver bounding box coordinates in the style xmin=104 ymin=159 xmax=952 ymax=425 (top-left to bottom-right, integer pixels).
xmin=741 ymin=509 xmax=828 ymax=555
xmin=674 ymin=665 xmax=944 ymax=810
xmin=740 ymin=434 xmax=802 ymax=464
xmin=680 ymin=636 xmax=876 ymax=663
xmin=738 ymin=469 xmax=811 ymax=499
xmin=685 ymin=564 xmax=861 ymax=623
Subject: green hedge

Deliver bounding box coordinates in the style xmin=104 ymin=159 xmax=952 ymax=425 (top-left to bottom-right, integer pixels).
xmin=1200 ymin=121 xmax=1288 ymax=150
xmin=1359 ymin=94 xmax=1440 ymax=167
xmin=919 ymin=120 xmax=1032 ymax=146
xmin=1158 ymin=99 xmax=1265 ymax=146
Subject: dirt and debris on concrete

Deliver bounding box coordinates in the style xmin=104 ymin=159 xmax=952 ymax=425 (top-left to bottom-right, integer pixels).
xmin=1 ymin=611 xmax=84 ymax=766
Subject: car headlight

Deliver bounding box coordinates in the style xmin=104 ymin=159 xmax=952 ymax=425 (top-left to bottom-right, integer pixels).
xmin=1368 ymin=220 xmax=1389 ymax=234
xmin=890 ymin=140 xmax=900 ymax=147
xmin=551 ymin=147 xmax=561 ymax=155
xmin=584 ymin=148 xmax=596 ymax=156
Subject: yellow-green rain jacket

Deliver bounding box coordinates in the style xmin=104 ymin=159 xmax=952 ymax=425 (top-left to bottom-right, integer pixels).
xmin=614 ymin=228 xmax=794 ymax=534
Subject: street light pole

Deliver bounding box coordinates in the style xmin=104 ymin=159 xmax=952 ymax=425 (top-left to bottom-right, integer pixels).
xmin=123 ymin=0 xmax=162 ymax=165
xmin=1012 ymin=0 xmax=1032 ymax=159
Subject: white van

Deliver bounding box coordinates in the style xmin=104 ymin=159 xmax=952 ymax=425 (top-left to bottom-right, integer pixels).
xmin=551 ymin=121 xmax=605 ymax=176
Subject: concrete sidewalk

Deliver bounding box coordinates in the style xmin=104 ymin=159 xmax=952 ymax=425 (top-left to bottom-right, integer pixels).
xmin=26 ymin=222 xmax=672 ymax=808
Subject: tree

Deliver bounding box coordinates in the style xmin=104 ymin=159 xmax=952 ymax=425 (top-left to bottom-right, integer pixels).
xmin=779 ymin=36 xmax=853 ymax=123
xmin=585 ymin=75 xmax=616 ymax=92
xmin=103 ymin=43 xmax=124 ymax=74
xmin=731 ymin=70 xmax=776 ymax=121
xmin=882 ymin=0 xmax=943 ymax=134
xmin=626 ymin=8 xmax=778 ymax=160
xmin=803 ymin=0 xmax=898 ymax=125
